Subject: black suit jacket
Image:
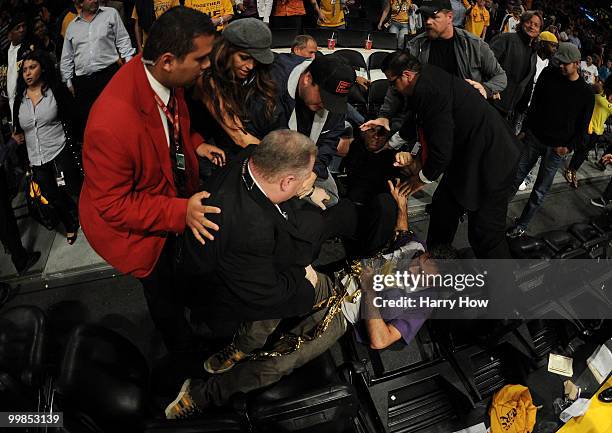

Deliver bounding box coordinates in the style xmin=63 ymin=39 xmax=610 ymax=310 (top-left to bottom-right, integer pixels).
xmin=181 ymin=152 xmax=316 ymax=334
xmin=400 ymin=64 xmax=521 ymax=211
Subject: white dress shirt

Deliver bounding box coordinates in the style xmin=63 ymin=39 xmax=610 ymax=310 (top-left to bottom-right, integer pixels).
xmin=143 ymin=62 xmax=171 ymax=147
xmin=7 ymin=43 xmax=21 ymax=119
xmin=60 ymin=6 xmax=135 ymax=87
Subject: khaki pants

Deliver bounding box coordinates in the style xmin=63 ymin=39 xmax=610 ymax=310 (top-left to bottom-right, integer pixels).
xmin=190 ymin=273 xmax=347 ymax=407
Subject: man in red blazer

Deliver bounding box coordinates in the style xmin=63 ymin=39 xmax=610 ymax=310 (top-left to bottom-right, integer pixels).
xmin=79 ymin=7 xmax=224 ymax=351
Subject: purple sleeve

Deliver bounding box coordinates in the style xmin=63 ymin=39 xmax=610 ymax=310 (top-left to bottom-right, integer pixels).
xmin=388 ymin=317 xmax=426 ymax=345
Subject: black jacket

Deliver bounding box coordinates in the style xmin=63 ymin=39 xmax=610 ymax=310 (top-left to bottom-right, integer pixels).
xmin=400 ymin=64 xmax=520 ymax=211
xmin=524 ymin=66 xmax=594 ymax=150
xmin=180 ymin=151 xmax=317 ymax=335
xmin=490 ymin=31 xmax=537 ymax=116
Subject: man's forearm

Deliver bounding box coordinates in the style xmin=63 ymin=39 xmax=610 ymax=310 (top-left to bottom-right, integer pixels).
xmin=395 ymin=203 xmax=409 ymax=231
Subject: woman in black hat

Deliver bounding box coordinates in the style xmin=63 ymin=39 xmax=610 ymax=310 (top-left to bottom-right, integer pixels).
xmin=188 ymin=17 xmax=279 ymax=164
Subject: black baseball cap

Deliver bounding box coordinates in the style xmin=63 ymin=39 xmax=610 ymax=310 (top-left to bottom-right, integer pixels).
xmin=417 ymin=0 xmax=453 ymax=17
xmin=308 ymin=56 xmax=356 ymax=114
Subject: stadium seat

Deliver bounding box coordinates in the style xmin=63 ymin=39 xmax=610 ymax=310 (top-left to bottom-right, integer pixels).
xmin=303 ymin=28 xmax=336 ymax=47
xmin=541 ymin=230 xmax=588 ymax=259
xmin=367 ymin=79 xmax=389 ymax=119
xmin=330 ymin=49 xmax=367 ymax=70
xmin=568 ymin=222 xmax=608 ymax=258
xmin=336 ymin=29 xmax=368 ymax=48
xmin=367 ymin=51 xmax=391 ymax=71
xmin=369 ymin=31 xmax=399 ymax=50
xmin=56 ymin=324 xmax=247 ymax=433
xmin=271 ymin=28 xmax=300 ymax=48
xmin=0 ymin=306 xmax=47 ymax=411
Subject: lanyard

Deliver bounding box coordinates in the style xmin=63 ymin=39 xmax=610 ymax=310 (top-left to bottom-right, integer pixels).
xmin=153 ymin=92 xmax=186 ymax=171
xmin=153 ymin=92 xmax=181 ymax=148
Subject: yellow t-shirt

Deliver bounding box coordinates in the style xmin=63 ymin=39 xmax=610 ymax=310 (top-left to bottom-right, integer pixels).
xmin=180 ymin=0 xmax=234 ymax=30
xmin=131 ymin=0 xmax=174 ymax=21
xmin=132 ymin=0 xmax=174 ymax=43
xmin=589 ymin=93 xmax=612 ymax=136
xmin=61 ymin=11 xmax=77 ymax=38
xmin=390 ymin=0 xmax=411 ymax=24
xmin=465 ymin=4 xmax=489 ymax=38
xmin=318 ymin=0 xmax=345 ymax=27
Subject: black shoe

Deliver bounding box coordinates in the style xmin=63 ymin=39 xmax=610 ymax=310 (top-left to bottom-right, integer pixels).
xmin=0 ymin=282 xmax=10 ymax=308
xmin=590 ymin=197 xmax=609 ymax=208
xmin=595 ymin=160 xmax=607 ymax=171
xmin=17 ymin=251 xmax=41 ymax=276
xmin=506 ymin=225 xmax=526 ymax=238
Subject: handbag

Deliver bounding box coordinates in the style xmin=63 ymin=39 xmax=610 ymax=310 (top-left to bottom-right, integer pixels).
xmin=26 ymin=171 xmax=58 ymax=231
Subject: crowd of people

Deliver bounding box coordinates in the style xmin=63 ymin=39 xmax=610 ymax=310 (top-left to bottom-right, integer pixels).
xmin=0 ymin=0 xmax=611 ymax=420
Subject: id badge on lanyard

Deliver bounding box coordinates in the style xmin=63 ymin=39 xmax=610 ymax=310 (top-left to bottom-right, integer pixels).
xmin=176 ymin=153 xmax=186 ymax=170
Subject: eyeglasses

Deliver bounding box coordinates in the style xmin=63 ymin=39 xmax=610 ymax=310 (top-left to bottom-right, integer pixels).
xmin=388 ymin=75 xmax=401 ymax=87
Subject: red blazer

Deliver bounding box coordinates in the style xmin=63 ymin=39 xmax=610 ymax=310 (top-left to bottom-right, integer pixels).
xmin=80 ymin=55 xmax=202 ymax=278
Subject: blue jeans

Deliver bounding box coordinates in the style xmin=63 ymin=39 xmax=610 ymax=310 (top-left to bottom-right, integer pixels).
xmin=388 ymin=21 xmax=409 ymax=48
xmin=512 ymin=130 xmax=564 ymax=229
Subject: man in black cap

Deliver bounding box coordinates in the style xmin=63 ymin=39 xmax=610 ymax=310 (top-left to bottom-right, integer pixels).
xmin=270 ymin=53 xmax=356 ymax=209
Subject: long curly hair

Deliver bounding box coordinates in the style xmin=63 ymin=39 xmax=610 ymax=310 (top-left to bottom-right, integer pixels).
xmin=198 ymin=37 xmax=277 ymax=133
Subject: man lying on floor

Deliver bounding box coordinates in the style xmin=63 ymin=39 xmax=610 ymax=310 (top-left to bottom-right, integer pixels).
xmin=166 ymin=140 xmax=451 ymax=418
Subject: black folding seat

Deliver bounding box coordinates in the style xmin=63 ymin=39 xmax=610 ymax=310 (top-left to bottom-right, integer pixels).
xmin=0 ymin=306 xmax=47 ymax=411
xmin=568 ymin=222 xmax=608 ymax=258
xmin=541 ymin=230 xmax=588 ymax=259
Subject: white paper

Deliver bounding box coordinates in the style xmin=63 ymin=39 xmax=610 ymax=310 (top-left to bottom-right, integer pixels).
xmin=559 ymin=398 xmax=591 ymax=423
xmin=587 ymin=342 xmax=612 ymax=384
xmin=369 ymin=69 xmax=387 ymax=82
xmin=453 ymin=423 xmax=487 ymax=433
xmin=548 ymin=353 xmax=574 ymax=377
xmin=356 ymin=68 xmax=368 ymax=79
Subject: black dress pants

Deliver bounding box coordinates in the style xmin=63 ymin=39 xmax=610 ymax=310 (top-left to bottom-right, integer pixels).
xmin=344 ymin=192 xmax=397 ymax=258
xmin=72 ymin=63 xmax=120 ymax=141
xmin=32 ymin=148 xmax=80 ymax=233
xmin=0 ymin=165 xmax=28 ymax=271
xmin=426 ymin=181 xmax=512 ymax=259
xmin=139 ymin=236 xmax=194 ymax=352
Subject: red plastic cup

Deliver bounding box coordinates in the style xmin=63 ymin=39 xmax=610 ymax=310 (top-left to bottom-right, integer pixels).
xmin=327 ymin=38 xmax=336 ymax=50
xmin=365 ymin=39 xmax=372 ymax=50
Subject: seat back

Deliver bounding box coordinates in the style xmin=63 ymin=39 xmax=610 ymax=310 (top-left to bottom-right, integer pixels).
xmin=248 ymin=351 xmax=359 ymax=432
xmin=508 ymin=235 xmax=553 ymax=259
xmin=272 ymin=28 xmax=300 ymax=48
xmin=329 ymin=49 xmax=367 ymax=70
xmin=569 ymin=223 xmax=607 ymax=258
xmin=369 ymin=31 xmax=398 ymax=49
xmin=0 ymin=306 xmax=46 ymax=388
xmin=541 ymin=230 xmax=588 ymax=259
xmin=367 ymin=79 xmax=389 ymax=118
xmin=303 ymin=28 xmax=335 ymax=47
xmin=367 ymin=51 xmax=391 ymax=71
xmin=56 ymin=324 xmax=150 ymax=431
xmin=336 ymin=30 xmax=368 ymax=48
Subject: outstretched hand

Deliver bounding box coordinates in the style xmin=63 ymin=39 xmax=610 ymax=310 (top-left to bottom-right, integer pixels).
xmin=186 ymin=191 xmax=221 ymax=245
